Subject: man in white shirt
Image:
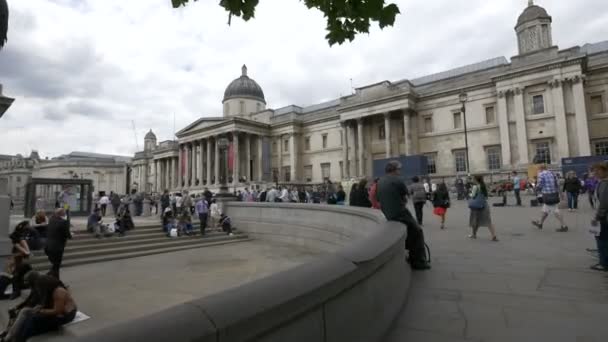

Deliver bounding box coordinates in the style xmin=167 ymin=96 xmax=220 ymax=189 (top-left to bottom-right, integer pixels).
xmin=279 ymin=187 xmax=289 ymax=202
xmin=99 ymin=194 xmax=110 ymax=216
xmin=266 ymin=187 xmax=277 ymax=202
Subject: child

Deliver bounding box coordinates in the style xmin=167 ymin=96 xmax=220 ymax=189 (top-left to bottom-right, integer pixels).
xmin=218 ymin=214 xmax=234 ymax=236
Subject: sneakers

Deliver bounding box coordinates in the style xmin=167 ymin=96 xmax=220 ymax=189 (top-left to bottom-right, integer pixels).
xmin=532 ymin=221 xmax=543 ymax=230
xmin=556 ymin=226 xmax=568 ymax=232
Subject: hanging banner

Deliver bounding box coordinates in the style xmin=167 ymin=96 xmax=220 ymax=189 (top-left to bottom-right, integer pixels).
xmin=228 ymin=142 xmax=234 ymax=172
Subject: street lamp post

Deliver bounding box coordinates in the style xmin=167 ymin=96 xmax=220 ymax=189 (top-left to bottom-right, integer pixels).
xmin=459 ymin=92 xmax=470 ymax=176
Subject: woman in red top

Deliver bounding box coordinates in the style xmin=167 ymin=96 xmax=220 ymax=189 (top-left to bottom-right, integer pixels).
xmin=369 ymin=178 xmax=381 ymax=209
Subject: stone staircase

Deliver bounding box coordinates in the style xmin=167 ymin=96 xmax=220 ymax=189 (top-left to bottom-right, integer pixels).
xmin=28 ymin=223 xmax=250 ymax=271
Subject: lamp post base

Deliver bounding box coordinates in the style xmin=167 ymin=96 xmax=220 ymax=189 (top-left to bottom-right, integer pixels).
xmin=214 ymin=184 xmax=237 ymax=214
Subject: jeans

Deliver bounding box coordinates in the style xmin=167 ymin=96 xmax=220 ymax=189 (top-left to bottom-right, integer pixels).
xmin=100 ymin=204 xmax=107 ymax=216
xmin=413 ymin=202 xmax=425 ymax=225
xmin=596 ymin=237 xmax=608 ymax=268
xmin=45 ymin=247 xmax=65 ymax=280
xmin=16 ymin=308 xmax=77 ymax=341
xmin=513 ymin=189 xmax=521 ymax=206
xmin=198 ymin=213 xmax=208 ymax=235
xmin=567 ymin=192 xmax=578 ymax=209
xmin=391 ymin=209 xmax=428 ymax=267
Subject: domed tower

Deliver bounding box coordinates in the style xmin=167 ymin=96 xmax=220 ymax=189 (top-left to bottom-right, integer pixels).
xmin=222 ymin=65 xmax=266 ymax=117
xmin=515 ymin=1 xmax=553 ymax=55
xmin=144 ymin=129 xmax=157 ymax=152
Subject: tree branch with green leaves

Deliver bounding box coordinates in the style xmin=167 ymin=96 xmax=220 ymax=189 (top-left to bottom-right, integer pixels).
xmin=171 ymin=0 xmax=400 ymax=46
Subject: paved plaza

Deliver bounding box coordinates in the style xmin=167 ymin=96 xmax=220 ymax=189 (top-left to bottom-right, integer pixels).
xmin=386 ymin=194 xmax=608 ymax=342
xmin=0 ymin=239 xmax=321 ymax=339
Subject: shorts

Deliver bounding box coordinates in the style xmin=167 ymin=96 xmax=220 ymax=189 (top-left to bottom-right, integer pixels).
xmin=542 ymin=204 xmax=559 ymax=214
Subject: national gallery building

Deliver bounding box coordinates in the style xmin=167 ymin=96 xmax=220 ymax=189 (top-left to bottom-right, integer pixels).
xmin=131 ymin=2 xmax=608 ymax=194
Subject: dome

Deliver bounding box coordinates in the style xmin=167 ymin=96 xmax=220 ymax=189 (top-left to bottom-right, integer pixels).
xmin=144 ymin=129 xmax=156 ymax=140
xmin=223 ymin=65 xmax=266 ymax=104
xmin=517 ymin=3 xmax=551 ymax=27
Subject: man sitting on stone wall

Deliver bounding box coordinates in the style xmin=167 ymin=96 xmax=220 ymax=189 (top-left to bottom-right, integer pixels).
xmin=376 ymin=160 xmax=430 ymax=270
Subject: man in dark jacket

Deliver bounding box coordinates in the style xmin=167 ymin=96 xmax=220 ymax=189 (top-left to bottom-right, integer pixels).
xmin=376 ymin=160 xmax=430 ymax=270
xmin=44 ymin=209 xmax=72 ymax=280
xmin=160 ymin=190 xmax=171 ymax=218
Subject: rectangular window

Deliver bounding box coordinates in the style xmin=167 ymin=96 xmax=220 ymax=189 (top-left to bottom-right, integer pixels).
xmin=534 ymin=141 xmax=551 ymax=164
xmin=321 ymin=162 xmax=331 ymax=180
xmin=378 ymin=125 xmax=386 ymax=140
xmin=486 ymin=146 xmax=501 ymax=170
xmin=304 ymin=165 xmax=313 ymax=182
xmin=239 ymin=100 xmax=245 ymax=114
xmin=16 ymin=176 xmax=21 ymax=182
xmin=594 ymin=141 xmax=608 ymax=156
xmin=532 ymin=95 xmax=545 ymax=114
xmin=590 ymin=94 xmax=605 ymax=115
xmin=272 ymin=141 xmax=277 ymax=155
xmin=453 ymin=112 xmax=462 ymax=129
xmin=322 ymin=134 xmax=328 ymax=149
xmin=454 ymin=150 xmax=467 ymax=173
xmin=304 ymin=137 xmax=311 ymax=151
xmin=284 ymin=139 xmax=289 ymax=153
xmin=272 ymin=168 xmax=279 ymax=182
xmin=283 ymin=166 xmax=291 ymax=182
xmin=339 ymin=161 xmax=344 ymax=179
xmin=423 ymin=116 xmax=433 ymax=133
xmin=485 ymin=106 xmax=496 ymax=124
xmin=424 ymin=154 xmax=437 ymax=174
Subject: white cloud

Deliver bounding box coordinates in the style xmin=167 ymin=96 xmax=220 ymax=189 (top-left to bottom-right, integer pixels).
xmin=0 ymin=0 xmax=607 ymax=157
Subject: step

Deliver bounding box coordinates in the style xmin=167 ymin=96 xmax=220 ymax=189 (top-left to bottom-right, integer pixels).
xmin=69 ymin=226 xmax=230 ymax=245
xmin=70 ymin=222 xmax=209 ymax=240
xmin=29 ymin=234 xmax=249 ymax=265
xmin=64 ymin=231 xmax=233 ymax=252
xmin=33 ymin=237 xmax=253 ymax=271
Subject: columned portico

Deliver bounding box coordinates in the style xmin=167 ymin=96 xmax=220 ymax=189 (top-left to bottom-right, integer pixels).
xmin=206 ymin=138 xmax=212 ymax=185
xmin=245 ymin=133 xmax=251 ymax=182
xmin=257 ymin=136 xmax=263 ymax=182
xmin=341 ymin=122 xmax=349 ymax=179
xmin=178 ymin=145 xmax=184 ymax=188
xmin=214 ymin=137 xmax=220 ymax=186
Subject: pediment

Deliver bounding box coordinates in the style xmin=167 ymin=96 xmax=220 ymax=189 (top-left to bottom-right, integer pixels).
xmin=178 ymin=117 xmax=227 ymax=135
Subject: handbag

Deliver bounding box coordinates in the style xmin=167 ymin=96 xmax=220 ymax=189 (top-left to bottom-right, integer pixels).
xmin=468 ymin=192 xmax=486 ymax=210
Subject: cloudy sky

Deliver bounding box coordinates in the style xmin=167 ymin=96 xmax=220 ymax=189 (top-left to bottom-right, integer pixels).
xmin=1 ymin=0 xmax=607 ymax=158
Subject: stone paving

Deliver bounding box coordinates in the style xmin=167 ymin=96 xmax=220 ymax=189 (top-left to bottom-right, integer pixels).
xmin=385 ymin=194 xmax=608 ymax=342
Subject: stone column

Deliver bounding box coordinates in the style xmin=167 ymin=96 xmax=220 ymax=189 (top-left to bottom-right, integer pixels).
xmin=191 ymin=143 xmax=196 ymax=186
xmin=347 ymin=122 xmax=356 ymax=177
xmin=289 ymin=133 xmax=297 ymax=182
xmin=257 ymin=135 xmax=263 ymax=182
xmin=277 ymin=135 xmax=283 ymax=181
xmin=206 ymin=138 xmax=212 ymax=185
xmin=177 ymin=145 xmax=183 ymax=188
xmin=341 ymin=122 xmax=349 ymax=179
xmin=496 ymin=91 xmax=512 ymax=166
xmin=233 ymin=132 xmax=240 ymax=184
xmin=572 ymin=76 xmax=591 ymax=156
xmin=513 ymin=88 xmax=529 ymax=165
xmin=186 ymin=144 xmax=192 ymax=187
xmin=403 ymin=111 xmax=411 ymax=156
xmin=357 ymin=118 xmax=364 ymax=177
xmin=384 ymin=113 xmax=392 ymax=158
xmin=165 ymin=159 xmax=170 ymax=192
xmin=214 ymin=136 xmax=220 ymax=186
xmin=199 ymin=139 xmax=205 ymax=185
xmin=154 ymin=160 xmax=159 ymax=192
xmin=549 ymin=80 xmax=570 ymax=160
xmin=245 ymin=134 xmax=251 ymax=182
xmin=171 ymin=157 xmax=177 ymax=189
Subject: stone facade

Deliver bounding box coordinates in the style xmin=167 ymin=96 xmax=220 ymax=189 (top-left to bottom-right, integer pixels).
xmin=132 ymin=2 xmax=608 ymax=194
xmin=0 ymin=152 xmax=131 ymax=207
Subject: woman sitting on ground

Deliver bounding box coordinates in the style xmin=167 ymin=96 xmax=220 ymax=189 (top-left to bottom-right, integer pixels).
xmin=3 ymin=272 xmax=77 ymax=341
xmin=0 ymin=256 xmax=33 ymax=301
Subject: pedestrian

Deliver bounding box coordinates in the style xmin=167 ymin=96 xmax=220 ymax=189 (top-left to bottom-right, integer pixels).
xmin=563 ymin=171 xmax=581 ymax=211
xmin=335 ymin=185 xmax=346 ymax=205
xmin=532 ymin=165 xmax=568 ymax=232
xmin=512 ymin=171 xmax=522 ymax=206
xmin=590 ymin=162 xmax=608 ymax=271
xmin=98 ymin=193 xmax=109 ymax=216
xmin=369 ymin=178 xmax=381 ymax=209
xmin=351 ymin=179 xmax=372 ymax=208
xmin=583 ymin=173 xmax=598 ymax=209
xmin=44 ymin=208 xmax=72 ymax=280
xmin=468 ymin=175 xmax=498 ymax=241
xmin=376 ymin=160 xmax=430 ymax=270
xmin=349 ymin=183 xmax=359 ymax=206
xmin=195 ymin=197 xmax=209 ymax=236
xmin=409 ymin=176 xmax=427 ymax=226
xmin=432 ymin=182 xmax=450 ymax=229
xmin=110 ymin=191 xmax=121 ymax=217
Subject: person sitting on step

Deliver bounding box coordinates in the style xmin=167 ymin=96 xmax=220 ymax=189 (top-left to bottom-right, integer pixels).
xmin=218 ymin=214 xmax=234 ymax=236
